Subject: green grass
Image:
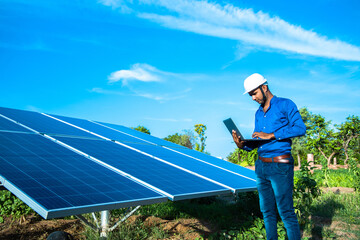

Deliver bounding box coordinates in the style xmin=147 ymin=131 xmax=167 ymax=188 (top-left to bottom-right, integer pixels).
xmin=299 ymin=191 xmax=360 ymax=239
xmin=311 ymin=191 xmax=360 ymax=224
xmin=311 ymin=169 xmax=357 ymax=188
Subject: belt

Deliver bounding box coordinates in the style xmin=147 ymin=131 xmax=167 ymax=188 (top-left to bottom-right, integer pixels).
xmin=259 ymin=154 xmax=291 ymax=163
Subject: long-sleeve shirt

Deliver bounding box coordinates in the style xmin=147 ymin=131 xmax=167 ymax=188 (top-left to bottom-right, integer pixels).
xmin=246 ymin=95 xmax=306 ymax=158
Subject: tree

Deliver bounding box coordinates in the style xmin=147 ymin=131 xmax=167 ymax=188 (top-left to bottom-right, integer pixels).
xmin=194 ymin=124 xmax=207 ymax=153
xmin=305 ymin=111 xmax=341 ymax=166
xmin=336 ymin=115 xmax=360 ymax=165
xmin=291 ymin=107 xmax=311 ymax=167
xmin=227 ymin=148 xmax=258 ymax=166
xmin=132 ymin=125 xmax=151 ymax=135
xmin=164 ymin=131 xmax=194 ymax=149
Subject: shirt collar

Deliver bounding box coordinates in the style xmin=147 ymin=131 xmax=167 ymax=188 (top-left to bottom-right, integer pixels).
xmin=259 ymin=95 xmax=277 ymax=113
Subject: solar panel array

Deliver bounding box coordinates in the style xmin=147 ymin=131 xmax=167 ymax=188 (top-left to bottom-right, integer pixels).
xmin=0 ymin=106 xmax=256 ymax=219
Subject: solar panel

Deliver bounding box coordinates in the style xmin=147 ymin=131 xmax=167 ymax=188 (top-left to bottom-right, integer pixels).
xmin=0 ymin=106 xmax=257 ymax=220
xmin=0 ymin=131 xmax=166 ymax=219
xmin=52 ymin=136 xmax=230 ymax=199
xmin=50 ymin=114 xmax=188 ymax=149
xmin=0 ymin=114 xmax=31 ymax=133
xmin=98 ymin=121 xmax=189 ymax=149
xmin=47 ymin=114 xmax=256 ymax=192
xmin=0 ymin=107 xmax=97 ymax=138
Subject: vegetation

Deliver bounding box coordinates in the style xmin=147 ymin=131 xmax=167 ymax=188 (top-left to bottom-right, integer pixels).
xmin=227 ymin=148 xmax=258 ymax=166
xmin=163 ymin=130 xmax=194 ymax=149
xmin=194 ymin=124 xmax=207 ymax=153
xmin=163 ymin=124 xmax=209 ymax=153
xmin=131 ymin=125 xmax=151 ymax=135
xmin=0 ymin=190 xmax=33 ymax=223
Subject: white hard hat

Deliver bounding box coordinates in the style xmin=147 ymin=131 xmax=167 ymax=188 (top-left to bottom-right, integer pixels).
xmin=243 ymin=73 xmax=267 ymax=94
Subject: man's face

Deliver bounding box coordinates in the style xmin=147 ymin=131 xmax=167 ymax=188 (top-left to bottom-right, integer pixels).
xmin=248 ymin=87 xmax=265 ymax=105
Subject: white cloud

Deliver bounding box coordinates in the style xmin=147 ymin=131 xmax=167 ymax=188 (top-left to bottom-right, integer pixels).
xmin=89 ymin=88 xmax=126 ymax=95
xmin=132 ymin=88 xmax=191 ymax=101
xmin=101 ymin=0 xmax=360 ymax=61
xmin=98 ymin=0 xmax=133 ymax=13
xmin=108 ymin=63 xmax=163 ymax=85
xmin=145 ymin=117 xmax=193 ymax=122
xmin=100 ymin=63 xmax=193 ymax=101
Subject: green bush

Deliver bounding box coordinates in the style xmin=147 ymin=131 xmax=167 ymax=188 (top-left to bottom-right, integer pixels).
xmin=293 ymin=161 xmax=321 ymax=226
xmin=0 ymin=190 xmax=33 ymax=222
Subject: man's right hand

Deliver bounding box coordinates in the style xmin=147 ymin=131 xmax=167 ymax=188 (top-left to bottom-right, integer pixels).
xmin=232 ymin=130 xmax=245 ymax=149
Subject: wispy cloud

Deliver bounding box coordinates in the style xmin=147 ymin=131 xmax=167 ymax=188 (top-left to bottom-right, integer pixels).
xmin=145 ymin=117 xmax=193 ymax=122
xmin=100 ymin=0 xmax=360 ymax=61
xmin=131 ymin=88 xmax=192 ymax=101
xmin=89 ymin=88 xmax=126 ymax=95
xmin=90 ymin=86 xmax=191 ymax=101
xmin=108 ymin=63 xmax=164 ymax=85
xmin=98 ymin=63 xmax=193 ymax=101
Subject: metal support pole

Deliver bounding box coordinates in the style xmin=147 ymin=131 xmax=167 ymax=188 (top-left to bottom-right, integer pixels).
xmin=100 ymin=210 xmax=110 ymax=239
xmin=109 ymin=205 xmax=141 ymax=231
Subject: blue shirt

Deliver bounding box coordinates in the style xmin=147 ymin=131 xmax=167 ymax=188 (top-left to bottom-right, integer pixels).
xmin=247 ymin=96 xmax=306 ymax=158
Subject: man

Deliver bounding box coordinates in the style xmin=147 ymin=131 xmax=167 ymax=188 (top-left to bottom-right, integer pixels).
xmin=232 ymin=73 xmax=306 ymax=240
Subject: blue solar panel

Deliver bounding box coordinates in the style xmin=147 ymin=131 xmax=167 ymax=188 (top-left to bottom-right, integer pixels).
xmin=121 ymin=143 xmax=256 ymax=192
xmin=0 ymin=131 xmax=166 ymax=219
xmin=51 ymin=114 xmax=187 ymax=148
xmin=0 ymin=107 xmax=97 ymax=138
xmin=52 ymin=136 xmax=230 ymax=200
xmin=47 ymin=114 xmax=256 ymax=192
xmin=0 ymin=115 xmax=31 ymax=133
xmin=0 ymin=106 xmax=257 ymax=220
xmin=97 ymin=121 xmax=188 ymax=149
xmin=166 ymin=146 xmax=257 ymax=180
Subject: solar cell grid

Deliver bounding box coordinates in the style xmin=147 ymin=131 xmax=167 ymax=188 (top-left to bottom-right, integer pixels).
xmin=49 ymin=114 xmax=186 ymax=148
xmin=97 ymin=121 xmax=188 ymax=149
xmin=119 ymin=143 xmax=256 ymax=192
xmin=165 ymin=146 xmax=257 ymax=179
xmin=0 ymin=107 xmax=97 ymax=138
xmin=45 ymin=113 xmax=256 ymax=192
xmin=0 ymin=115 xmax=31 ymax=133
xmin=53 ymin=136 xmax=231 ymax=200
xmin=0 ymin=106 xmax=257 ymax=220
xmin=0 ymin=132 xmax=166 ymax=219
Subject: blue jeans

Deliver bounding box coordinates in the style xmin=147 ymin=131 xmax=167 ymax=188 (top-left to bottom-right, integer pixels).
xmin=255 ymin=159 xmax=300 ymax=240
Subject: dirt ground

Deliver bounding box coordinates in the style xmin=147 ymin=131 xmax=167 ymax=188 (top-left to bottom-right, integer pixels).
xmin=0 ymin=213 xmax=216 ymax=240
xmin=0 ymin=214 xmax=85 ymax=240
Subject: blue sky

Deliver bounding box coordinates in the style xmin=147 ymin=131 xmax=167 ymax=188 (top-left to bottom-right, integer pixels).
xmin=1 ymin=0 xmax=360 ymax=158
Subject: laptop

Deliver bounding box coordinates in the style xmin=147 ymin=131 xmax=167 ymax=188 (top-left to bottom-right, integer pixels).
xmin=223 ymin=118 xmax=271 ymax=143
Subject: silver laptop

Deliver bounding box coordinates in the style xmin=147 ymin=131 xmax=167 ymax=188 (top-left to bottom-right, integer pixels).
xmin=223 ymin=118 xmax=270 ymax=143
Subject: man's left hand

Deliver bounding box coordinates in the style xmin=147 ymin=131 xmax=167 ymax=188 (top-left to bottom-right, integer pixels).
xmin=252 ymin=132 xmax=275 ymax=139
